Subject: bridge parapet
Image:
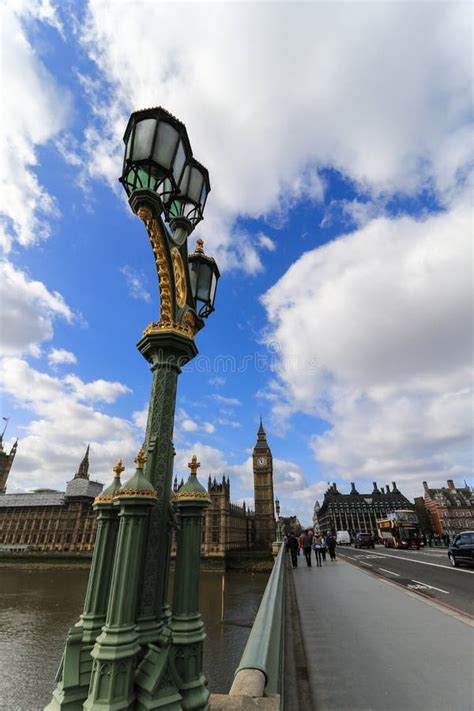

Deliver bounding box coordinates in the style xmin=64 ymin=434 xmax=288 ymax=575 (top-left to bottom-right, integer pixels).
xmin=210 ymin=545 xmax=285 ymax=709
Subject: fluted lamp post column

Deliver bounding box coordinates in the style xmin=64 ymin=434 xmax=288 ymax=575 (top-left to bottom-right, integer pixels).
xmin=84 ymin=449 xmax=157 ymax=710
xmin=45 ymin=461 xmax=124 ymax=711
xmin=170 ymin=456 xmax=211 ymax=710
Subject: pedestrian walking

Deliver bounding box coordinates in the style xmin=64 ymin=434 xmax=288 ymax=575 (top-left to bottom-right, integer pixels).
xmin=313 ymin=531 xmax=324 ymax=567
xmin=302 ymin=529 xmax=313 ymax=567
xmin=326 ymin=532 xmax=337 ymax=561
xmin=287 ymin=533 xmax=299 ymax=568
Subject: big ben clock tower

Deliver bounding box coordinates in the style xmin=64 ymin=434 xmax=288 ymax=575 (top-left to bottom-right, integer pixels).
xmin=253 ymin=418 xmax=276 ymax=550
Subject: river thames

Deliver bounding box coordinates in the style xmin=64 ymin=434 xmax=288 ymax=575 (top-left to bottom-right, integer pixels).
xmin=0 ymin=565 xmax=268 ymax=710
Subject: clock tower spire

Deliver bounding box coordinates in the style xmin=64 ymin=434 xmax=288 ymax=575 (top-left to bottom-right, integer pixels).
xmin=253 ymin=418 xmax=275 ymax=550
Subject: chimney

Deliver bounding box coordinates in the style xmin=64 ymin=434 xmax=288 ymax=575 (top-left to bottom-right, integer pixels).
xmin=423 ymin=481 xmax=429 ymax=493
xmin=372 ymin=482 xmax=379 ymax=493
xmin=385 ymin=485 xmax=390 ymax=494
xmin=447 ymin=479 xmax=455 ymax=491
xmin=392 ymin=481 xmax=398 ymax=492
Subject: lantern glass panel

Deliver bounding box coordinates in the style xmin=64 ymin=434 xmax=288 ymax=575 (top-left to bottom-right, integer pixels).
xmin=196 ymin=262 xmax=212 ymax=302
xmin=189 ymin=261 xmax=198 ymax=298
xmin=173 ymin=140 xmax=187 ymax=184
xmin=133 ymin=119 xmax=156 ymax=160
xmin=189 ymin=167 xmax=204 ymax=203
xmin=153 ymin=121 xmax=179 ymax=169
xmin=209 ymin=270 xmax=217 ymax=305
xmin=200 ymin=183 xmax=208 ymax=211
xmin=178 ymin=164 xmax=190 ymax=193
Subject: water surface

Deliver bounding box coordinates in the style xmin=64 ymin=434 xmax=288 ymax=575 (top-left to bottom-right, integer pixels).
xmin=0 ymin=566 xmax=268 ymax=710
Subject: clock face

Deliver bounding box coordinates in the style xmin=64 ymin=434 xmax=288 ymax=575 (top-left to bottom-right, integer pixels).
xmin=257 ymin=456 xmax=266 ymax=466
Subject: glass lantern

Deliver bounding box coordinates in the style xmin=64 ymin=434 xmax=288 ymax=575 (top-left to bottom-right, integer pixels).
xmin=167 ymin=158 xmax=210 ymax=229
xmin=188 ymin=239 xmax=220 ymax=317
xmin=120 ymin=107 xmax=191 ymax=205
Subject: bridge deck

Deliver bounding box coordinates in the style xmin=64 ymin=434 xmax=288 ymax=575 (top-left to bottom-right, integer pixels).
xmin=292 ymin=556 xmax=473 ymax=711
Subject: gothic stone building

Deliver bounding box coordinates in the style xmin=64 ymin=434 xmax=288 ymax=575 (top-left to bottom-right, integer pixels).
xmin=316 ymin=481 xmax=413 ymax=537
xmin=173 ymin=420 xmax=276 ymax=558
xmin=418 ymin=480 xmax=473 ymax=537
xmin=0 ymin=446 xmax=102 ymax=553
xmin=1 ymin=421 xmax=276 ymax=558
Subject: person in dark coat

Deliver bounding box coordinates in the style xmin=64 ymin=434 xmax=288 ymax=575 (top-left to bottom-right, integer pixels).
xmin=287 ymin=533 xmax=299 ymax=568
xmin=302 ymin=529 xmax=313 ymax=566
xmin=326 ymin=532 xmax=337 ymax=561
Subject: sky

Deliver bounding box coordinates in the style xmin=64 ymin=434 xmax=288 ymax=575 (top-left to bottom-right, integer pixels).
xmin=0 ymin=0 xmax=472 ymax=526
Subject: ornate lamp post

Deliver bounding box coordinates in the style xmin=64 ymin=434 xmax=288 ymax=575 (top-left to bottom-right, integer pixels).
xmin=46 ymin=107 xmax=219 ymax=711
xmin=275 ymin=497 xmax=283 ymax=546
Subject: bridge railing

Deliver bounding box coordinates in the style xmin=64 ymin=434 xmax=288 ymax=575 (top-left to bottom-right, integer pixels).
xmin=229 ymin=544 xmax=285 ymax=702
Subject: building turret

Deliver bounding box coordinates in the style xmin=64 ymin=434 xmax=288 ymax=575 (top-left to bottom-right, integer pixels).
xmin=252 ymin=418 xmax=275 ymax=550
xmin=0 ymin=436 xmax=18 ymax=494
xmin=74 ymin=445 xmax=90 ymax=480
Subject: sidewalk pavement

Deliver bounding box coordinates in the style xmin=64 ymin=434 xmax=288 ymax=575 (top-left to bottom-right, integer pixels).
xmin=292 ymin=556 xmax=473 ymax=711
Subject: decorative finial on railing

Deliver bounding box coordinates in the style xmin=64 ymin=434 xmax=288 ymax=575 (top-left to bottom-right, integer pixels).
xmin=113 ymin=459 xmax=125 ymax=478
xmin=195 ymin=239 xmax=204 ymax=254
xmin=188 ymin=454 xmax=201 ymax=476
xmin=134 ymin=448 xmax=147 ymax=470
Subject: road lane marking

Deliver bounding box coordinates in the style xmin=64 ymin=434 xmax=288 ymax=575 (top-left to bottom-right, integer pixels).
xmin=359 ymin=561 xmax=373 ymax=567
xmin=379 ymin=567 xmax=400 ymax=577
xmin=411 ymin=579 xmax=450 ymax=594
xmin=368 ymin=551 xmax=474 ymax=574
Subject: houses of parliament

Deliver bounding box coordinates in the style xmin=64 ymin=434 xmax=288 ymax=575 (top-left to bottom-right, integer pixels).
xmin=0 ymin=422 xmax=276 ymax=559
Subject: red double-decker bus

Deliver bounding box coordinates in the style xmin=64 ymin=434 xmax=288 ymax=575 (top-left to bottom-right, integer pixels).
xmin=377 ymin=510 xmax=422 ymax=549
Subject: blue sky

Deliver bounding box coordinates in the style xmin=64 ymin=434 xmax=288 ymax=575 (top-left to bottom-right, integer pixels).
xmin=0 ymin=1 xmax=472 ymax=525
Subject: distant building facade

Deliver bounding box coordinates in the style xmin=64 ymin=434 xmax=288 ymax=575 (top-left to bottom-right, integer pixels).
xmin=280 ymin=515 xmax=302 ymax=536
xmin=172 ymin=472 xmax=256 ymax=557
xmin=0 ymin=446 xmax=102 ymax=553
xmin=172 ymin=421 xmax=276 ymax=557
xmin=419 ymin=480 xmax=473 ymax=537
xmin=1 ymin=422 xmax=277 ymax=558
xmin=316 ymin=481 xmax=413 ymax=537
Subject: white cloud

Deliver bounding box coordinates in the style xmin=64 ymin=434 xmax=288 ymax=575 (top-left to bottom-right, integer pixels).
xmin=262 ymin=193 xmax=473 ymax=497
xmin=217 ymin=418 xmax=241 ymax=429
xmin=213 ymin=394 xmax=241 ymax=407
xmin=0 ymin=2 xmax=69 ymax=252
xmin=77 ymin=2 xmax=472 ymax=270
xmin=62 ymin=374 xmax=132 ymax=404
xmin=208 ymin=376 xmax=226 ymax=386
xmin=0 ymin=357 xmax=140 ymax=491
xmin=120 ymin=265 xmax=152 ymax=303
xmin=175 ymin=408 xmax=215 ymax=437
xmin=48 ymin=348 xmax=77 ymax=367
xmin=0 ymin=261 xmax=74 ymax=356
xmin=257 ymin=234 xmax=276 ymax=252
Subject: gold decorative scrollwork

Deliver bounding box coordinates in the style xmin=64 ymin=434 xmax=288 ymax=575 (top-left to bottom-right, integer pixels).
xmin=116 ymin=489 xmax=158 ymax=498
xmin=174 ymin=491 xmax=211 ymax=501
xmin=171 ymin=248 xmax=187 ymax=308
xmin=137 ymin=207 xmax=197 ymax=341
xmin=137 ymin=207 xmax=173 ymax=327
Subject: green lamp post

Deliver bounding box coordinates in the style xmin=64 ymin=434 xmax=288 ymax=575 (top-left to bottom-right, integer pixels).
xmin=119 ymin=107 xmax=219 ymax=646
xmin=46 ymin=107 xmax=220 ymax=711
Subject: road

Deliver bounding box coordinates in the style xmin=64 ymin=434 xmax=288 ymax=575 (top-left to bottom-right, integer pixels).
xmin=292 ymin=557 xmax=474 ymax=711
xmin=336 ymin=544 xmax=473 ymax=616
